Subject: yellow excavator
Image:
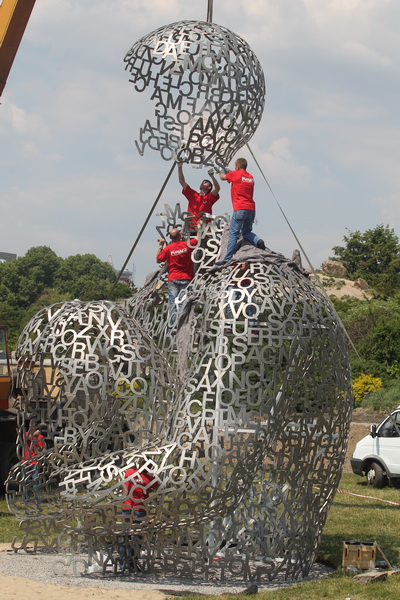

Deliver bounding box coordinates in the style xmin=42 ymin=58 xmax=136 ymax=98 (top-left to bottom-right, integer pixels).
xmin=0 ymin=0 xmax=36 ymax=486
xmin=0 ymin=325 xmax=18 ymax=492
xmin=0 ymin=0 xmax=36 ymax=97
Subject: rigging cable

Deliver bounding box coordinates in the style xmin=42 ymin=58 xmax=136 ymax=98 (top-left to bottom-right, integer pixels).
xmin=113 ymin=161 xmax=176 ymax=287
xmin=206 ymin=0 xmax=213 ymax=22
xmin=246 ymin=140 xmax=366 ymax=367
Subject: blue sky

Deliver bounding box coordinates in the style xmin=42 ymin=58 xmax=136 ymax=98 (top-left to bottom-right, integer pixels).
xmin=1 ymin=0 xmax=399 ymax=286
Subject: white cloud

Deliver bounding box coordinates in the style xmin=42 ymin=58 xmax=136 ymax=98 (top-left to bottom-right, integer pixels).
xmin=342 ymin=40 xmax=391 ymax=68
xmin=255 ymin=138 xmax=313 ymax=188
xmin=308 ymin=91 xmax=383 ymax=120
xmin=0 ymin=100 xmax=50 ymax=138
xmin=304 ymin=0 xmax=399 ymax=65
xmin=21 ymin=141 xmax=62 ymax=162
xmin=1 ymin=0 xmax=400 ymax=286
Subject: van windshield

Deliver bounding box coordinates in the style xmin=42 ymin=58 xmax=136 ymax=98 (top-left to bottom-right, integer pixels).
xmin=379 ymin=412 xmax=400 ymax=438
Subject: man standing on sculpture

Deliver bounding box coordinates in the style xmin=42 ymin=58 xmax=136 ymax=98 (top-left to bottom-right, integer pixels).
xmin=157 ymin=228 xmax=198 ymax=317
xmin=218 ymin=158 xmax=265 ymax=264
xmin=178 ymin=163 xmax=220 ymax=227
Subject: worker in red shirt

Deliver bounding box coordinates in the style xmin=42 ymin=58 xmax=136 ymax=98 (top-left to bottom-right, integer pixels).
xmin=119 ymin=464 xmax=160 ymax=571
xmin=122 ymin=465 xmax=160 ymax=519
xmin=157 ymin=228 xmax=198 ymax=319
xmin=23 ymin=425 xmax=45 ymax=463
xmin=217 ymin=157 xmax=265 ymax=264
xmin=22 ymin=423 xmax=45 ymax=505
xmin=178 ymin=163 xmax=220 ymax=228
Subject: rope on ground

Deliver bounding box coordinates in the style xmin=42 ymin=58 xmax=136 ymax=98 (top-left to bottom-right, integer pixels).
xmin=336 ymin=488 xmax=400 ymax=506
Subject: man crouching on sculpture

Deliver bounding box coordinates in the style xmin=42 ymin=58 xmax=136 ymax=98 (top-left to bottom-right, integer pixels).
xmin=156 ymin=227 xmax=198 ymax=321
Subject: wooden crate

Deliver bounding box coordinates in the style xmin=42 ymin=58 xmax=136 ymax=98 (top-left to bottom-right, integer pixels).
xmin=342 ymin=541 xmax=376 ymax=570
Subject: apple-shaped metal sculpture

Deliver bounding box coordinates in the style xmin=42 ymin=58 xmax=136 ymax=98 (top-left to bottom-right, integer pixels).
xmin=7 ymin=213 xmax=352 ymax=582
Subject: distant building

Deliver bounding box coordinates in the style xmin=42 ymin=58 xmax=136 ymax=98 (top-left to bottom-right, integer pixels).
xmin=117 ymin=268 xmax=133 ymax=287
xmin=0 ymin=252 xmax=17 ymax=263
xmin=107 ymin=256 xmax=134 ymax=287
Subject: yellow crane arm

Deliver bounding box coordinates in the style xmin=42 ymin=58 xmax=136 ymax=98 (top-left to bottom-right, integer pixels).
xmin=0 ymin=0 xmax=36 ymax=97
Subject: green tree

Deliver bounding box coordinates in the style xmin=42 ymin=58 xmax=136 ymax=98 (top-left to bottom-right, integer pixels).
xmin=333 ymin=297 xmax=400 ymax=381
xmin=21 ymin=246 xmax=61 ymax=288
xmin=359 ymin=318 xmax=400 ymax=373
xmin=0 ymin=247 xmax=134 ymax=348
xmin=54 ymin=254 xmax=131 ymax=300
xmin=331 ymin=224 xmax=400 ymax=297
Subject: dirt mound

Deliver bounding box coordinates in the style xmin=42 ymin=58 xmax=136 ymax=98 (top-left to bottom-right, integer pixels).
xmin=351 ymin=407 xmax=384 ymax=423
xmin=310 ymin=273 xmax=374 ymax=301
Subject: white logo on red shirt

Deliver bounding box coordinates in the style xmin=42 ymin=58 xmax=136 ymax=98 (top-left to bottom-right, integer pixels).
xmin=171 ymin=247 xmax=188 ymax=256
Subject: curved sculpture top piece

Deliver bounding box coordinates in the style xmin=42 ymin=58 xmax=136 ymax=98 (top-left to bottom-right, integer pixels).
xmin=124 ymin=20 xmax=266 ymax=167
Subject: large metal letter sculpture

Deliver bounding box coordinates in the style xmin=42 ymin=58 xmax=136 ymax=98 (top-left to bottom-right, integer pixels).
xmin=7 ymin=212 xmax=353 ymax=583
xmin=124 ymin=20 xmax=266 ymax=167
xmin=7 ymin=301 xmax=175 ymax=525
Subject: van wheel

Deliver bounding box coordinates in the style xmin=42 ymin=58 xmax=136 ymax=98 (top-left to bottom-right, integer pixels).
xmin=366 ymin=462 xmax=386 ymax=488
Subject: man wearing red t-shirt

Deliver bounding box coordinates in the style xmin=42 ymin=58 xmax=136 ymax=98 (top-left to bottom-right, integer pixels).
xmin=157 ymin=228 xmax=198 ymax=314
xmin=23 ymin=427 xmax=45 ymax=463
xmin=217 ymin=157 xmax=265 ymax=263
xmin=120 ymin=465 xmax=160 ymax=570
xmin=178 ymin=163 xmax=220 ymax=227
xmin=122 ymin=466 xmax=160 ymax=517
xmin=23 ymin=424 xmax=45 ymax=504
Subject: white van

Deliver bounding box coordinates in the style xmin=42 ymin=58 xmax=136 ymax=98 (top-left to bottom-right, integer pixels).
xmin=351 ymin=406 xmax=400 ymax=488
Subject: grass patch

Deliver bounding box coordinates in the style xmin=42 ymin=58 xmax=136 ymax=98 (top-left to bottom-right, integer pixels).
xmin=318 ymin=473 xmax=400 ymax=568
xmin=1 ymin=474 xmax=400 ymax=598
xmin=361 ymin=379 xmax=400 ymax=413
xmin=0 ymin=496 xmax=20 ymax=543
xmin=167 ymin=474 xmax=400 ymax=599
xmin=173 ymin=576 xmax=400 ymax=600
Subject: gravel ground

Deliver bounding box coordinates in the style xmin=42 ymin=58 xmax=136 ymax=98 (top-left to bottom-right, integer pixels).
xmin=0 ymin=547 xmax=333 ymax=595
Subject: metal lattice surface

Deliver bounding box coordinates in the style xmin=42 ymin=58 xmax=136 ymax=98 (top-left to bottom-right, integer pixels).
xmin=6 ymin=209 xmax=353 ymax=582
xmin=124 ymin=20 xmax=266 ymax=167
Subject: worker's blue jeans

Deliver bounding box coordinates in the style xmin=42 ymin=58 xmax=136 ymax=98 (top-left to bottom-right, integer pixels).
xmin=168 ymin=280 xmax=190 ymax=308
xmin=118 ymin=508 xmax=146 ymax=570
xmin=168 ymin=280 xmax=190 ymax=326
xmin=225 ymin=210 xmax=260 ymax=261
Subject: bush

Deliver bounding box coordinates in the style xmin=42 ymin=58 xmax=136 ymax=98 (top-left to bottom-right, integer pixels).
xmin=361 ymin=379 xmax=400 ymax=413
xmin=335 ymin=297 xmax=400 ymax=381
xmin=350 ymin=357 xmax=388 ymax=381
xmin=359 ymin=318 xmax=400 ymax=365
xmin=331 ymin=224 xmax=400 ymax=297
xmin=352 ymin=373 xmax=383 ymax=406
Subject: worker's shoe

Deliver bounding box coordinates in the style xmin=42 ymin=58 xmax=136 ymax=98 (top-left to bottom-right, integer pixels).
xmin=256 ymin=239 xmax=266 ymax=250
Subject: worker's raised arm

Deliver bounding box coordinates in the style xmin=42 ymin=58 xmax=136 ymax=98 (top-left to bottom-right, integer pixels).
xmin=156 ymin=239 xmax=166 ymax=263
xmin=178 ymin=163 xmax=187 ymax=190
xmin=208 ymin=169 xmax=221 ymax=196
